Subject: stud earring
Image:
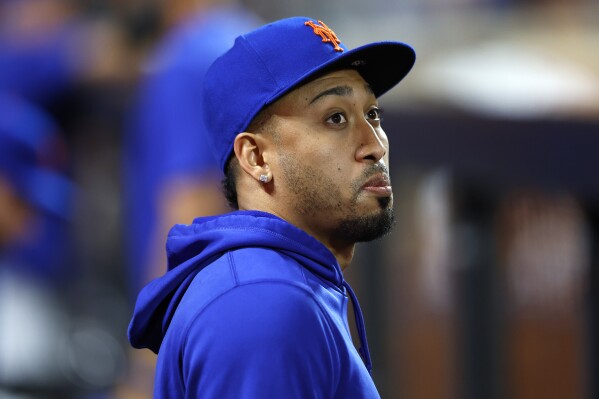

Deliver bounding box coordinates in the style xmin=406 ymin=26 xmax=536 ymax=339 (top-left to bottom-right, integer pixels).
xmin=259 ymin=174 xmax=269 ymax=183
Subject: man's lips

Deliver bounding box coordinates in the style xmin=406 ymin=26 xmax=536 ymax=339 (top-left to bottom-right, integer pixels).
xmin=362 ymin=174 xmax=392 ymax=196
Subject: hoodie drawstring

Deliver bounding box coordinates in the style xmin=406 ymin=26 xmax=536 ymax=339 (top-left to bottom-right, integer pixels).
xmin=342 ymin=281 xmax=373 ymax=373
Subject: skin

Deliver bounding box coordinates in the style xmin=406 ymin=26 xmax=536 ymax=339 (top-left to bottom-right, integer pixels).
xmin=233 ymin=69 xmax=393 ymax=270
xmin=0 ymin=176 xmax=33 ymax=246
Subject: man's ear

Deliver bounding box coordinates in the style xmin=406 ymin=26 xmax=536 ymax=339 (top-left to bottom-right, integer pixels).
xmin=233 ymin=133 xmax=272 ymax=183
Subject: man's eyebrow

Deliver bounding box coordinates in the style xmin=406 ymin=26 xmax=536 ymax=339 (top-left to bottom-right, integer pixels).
xmin=309 ymin=85 xmax=353 ymax=105
xmin=308 ymin=83 xmax=374 ymax=105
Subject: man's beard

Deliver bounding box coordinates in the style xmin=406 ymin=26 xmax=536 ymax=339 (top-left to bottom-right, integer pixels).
xmin=279 ymin=153 xmax=395 ymax=243
xmin=333 ymin=198 xmax=395 ymax=242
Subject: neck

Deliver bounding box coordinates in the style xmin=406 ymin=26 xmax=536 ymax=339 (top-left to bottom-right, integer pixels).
xmin=282 ymin=213 xmax=357 ymax=271
xmin=237 ymin=185 xmax=355 ymax=271
xmin=241 ymin=204 xmax=355 ymax=271
xmin=323 ymin=237 xmax=355 ymax=271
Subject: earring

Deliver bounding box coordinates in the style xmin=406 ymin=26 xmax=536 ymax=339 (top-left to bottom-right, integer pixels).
xmin=259 ymin=174 xmax=269 ymax=183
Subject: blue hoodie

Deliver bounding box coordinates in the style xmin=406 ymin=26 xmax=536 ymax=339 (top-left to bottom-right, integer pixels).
xmin=128 ymin=211 xmax=380 ymax=398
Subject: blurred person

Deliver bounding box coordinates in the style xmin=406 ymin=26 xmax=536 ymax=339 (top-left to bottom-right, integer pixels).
xmin=123 ymin=0 xmax=260 ymax=295
xmin=0 ymin=0 xmax=81 ymax=102
xmin=1 ymin=2 xmax=131 ymax=397
xmin=0 ymin=0 xmax=131 ymax=104
xmin=120 ymin=1 xmax=259 ymax=396
xmin=128 ymin=17 xmax=415 ymax=397
xmin=0 ymin=94 xmax=123 ymax=398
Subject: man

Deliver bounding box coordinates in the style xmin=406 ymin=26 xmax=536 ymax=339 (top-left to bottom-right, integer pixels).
xmin=128 ymin=16 xmax=415 ymax=398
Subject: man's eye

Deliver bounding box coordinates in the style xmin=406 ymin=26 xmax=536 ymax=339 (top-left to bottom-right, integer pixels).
xmin=327 ymin=113 xmax=347 ymax=125
xmin=367 ymin=108 xmax=383 ymax=121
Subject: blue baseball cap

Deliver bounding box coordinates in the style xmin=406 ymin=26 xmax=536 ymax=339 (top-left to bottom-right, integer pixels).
xmin=0 ymin=93 xmax=74 ymax=220
xmin=202 ymin=16 xmax=416 ymax=172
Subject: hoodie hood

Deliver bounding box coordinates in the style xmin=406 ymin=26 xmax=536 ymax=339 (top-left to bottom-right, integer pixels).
xmin=128 ymin=210 xmax=344 ymax=353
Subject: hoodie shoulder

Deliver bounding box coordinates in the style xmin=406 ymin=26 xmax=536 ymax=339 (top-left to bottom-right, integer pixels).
xmin=128 ymin=211 xmax=343 ymax=354
xmin=157 ymin=260 xmax=344 ymax=398
xmin=165 ymin=246 xmax=313 ymax=337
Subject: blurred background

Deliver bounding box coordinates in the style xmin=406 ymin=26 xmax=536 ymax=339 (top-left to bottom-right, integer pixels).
xmin=0 ymin=0 xmax=597 ymax=398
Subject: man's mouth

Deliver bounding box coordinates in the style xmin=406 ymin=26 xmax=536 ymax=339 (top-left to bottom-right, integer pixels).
xmin=362 ymin=174 xmax=392 ymax=196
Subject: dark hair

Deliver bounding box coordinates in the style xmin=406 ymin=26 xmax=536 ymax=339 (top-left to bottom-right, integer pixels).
xmin=222 ymin=157 xmax=239 ymax=210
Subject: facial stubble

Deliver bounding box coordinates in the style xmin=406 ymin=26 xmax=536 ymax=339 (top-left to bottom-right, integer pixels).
xmin=279 ymin=153 xmax=394 ymax=243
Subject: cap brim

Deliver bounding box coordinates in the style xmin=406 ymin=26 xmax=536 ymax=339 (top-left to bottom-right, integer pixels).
xmin=264 ymin=41 xmax=416 ymax=107
xmin=338 ymin=41 xmax=416 ymax=98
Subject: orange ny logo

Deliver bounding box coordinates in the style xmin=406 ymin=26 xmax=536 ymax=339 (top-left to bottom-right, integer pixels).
xmin=304 ymin=20 xmax=344 ymax=52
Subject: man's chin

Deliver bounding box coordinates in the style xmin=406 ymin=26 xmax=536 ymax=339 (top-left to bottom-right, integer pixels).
xmin=334 ymin=207 xmax=395 ymax=243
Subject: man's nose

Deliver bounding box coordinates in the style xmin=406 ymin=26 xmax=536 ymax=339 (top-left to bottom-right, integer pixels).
xmin=354 ymin=120 xmax=387 ymax=163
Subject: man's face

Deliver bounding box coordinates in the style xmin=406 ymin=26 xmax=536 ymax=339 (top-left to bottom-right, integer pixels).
xmin=266 ymin=69 xmax=394 ymax=244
